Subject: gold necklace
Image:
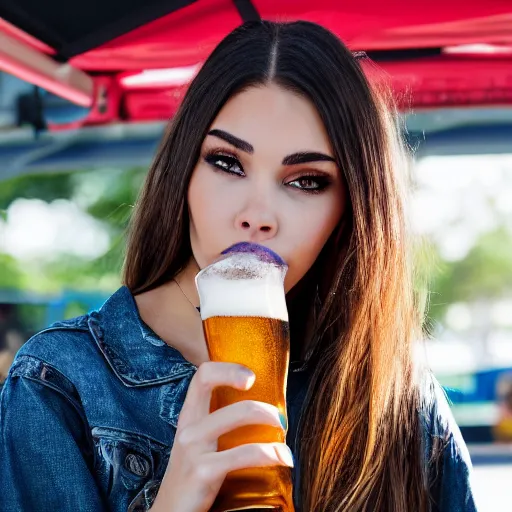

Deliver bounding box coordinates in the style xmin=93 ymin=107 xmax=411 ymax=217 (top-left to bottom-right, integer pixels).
xmin=173 ymin=278 xmax=200 ymax=313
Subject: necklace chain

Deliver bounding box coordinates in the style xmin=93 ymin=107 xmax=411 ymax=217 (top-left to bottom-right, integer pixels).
xmin=173 ymin=278 xmax=200 ymax=313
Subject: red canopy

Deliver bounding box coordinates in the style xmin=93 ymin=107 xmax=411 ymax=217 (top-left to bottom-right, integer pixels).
xmin=68 ymin=1 xmax=512 ymax=70
xmin=0 ymin=0 xmax=511 ymax=125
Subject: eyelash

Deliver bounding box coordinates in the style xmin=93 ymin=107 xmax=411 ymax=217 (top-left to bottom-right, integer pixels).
xmin=203 ymin=150 xmax=333 ymax=194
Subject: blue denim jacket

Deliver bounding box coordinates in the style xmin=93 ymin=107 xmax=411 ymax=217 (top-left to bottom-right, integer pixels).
xmin=0 ymin=286 xmax=477 ymax=511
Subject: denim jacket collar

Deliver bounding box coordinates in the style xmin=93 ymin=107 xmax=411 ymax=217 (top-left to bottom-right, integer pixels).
xmin=88 ymin=286 xmax=196 ymax=388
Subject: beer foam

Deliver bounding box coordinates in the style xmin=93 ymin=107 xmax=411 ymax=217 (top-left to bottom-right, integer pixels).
xmin=195 ymin=243 xmax=288 ymax=321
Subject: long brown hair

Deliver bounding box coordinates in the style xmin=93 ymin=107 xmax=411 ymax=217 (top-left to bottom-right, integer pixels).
xmin=124 ymin=21 xmax=435 ymax=511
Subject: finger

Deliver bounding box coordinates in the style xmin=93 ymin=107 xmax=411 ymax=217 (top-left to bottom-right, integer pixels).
xmin=206 ymin=442 xmax=294 ymax=476
xmin=178 ymin=362 xmax=255 ymax=427
xmin=178 ymin=400 xmax=284 ymax=446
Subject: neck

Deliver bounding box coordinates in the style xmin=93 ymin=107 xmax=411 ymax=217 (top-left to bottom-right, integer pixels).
xmin=134 ymin=257 xmax=209 ymax=366
xmin=174 ymin=258 xmax=201 ymax=308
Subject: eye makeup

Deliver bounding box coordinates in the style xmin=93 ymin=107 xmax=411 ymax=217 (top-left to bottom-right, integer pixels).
xmin=202 ymin=148 xmax=336 ymax=194
xmin=204 ymin=149 xmax=244 ymax=176
xmin=286 ymin=173 xmax=333 ymax=194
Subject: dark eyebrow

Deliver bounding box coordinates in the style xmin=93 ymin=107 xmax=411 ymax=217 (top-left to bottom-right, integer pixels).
xmin=282 ymin=152 xmax=336 ymax=166
xmin=207 ymin=129 xmax=254 ymax=153
xmin=207 ymin=129 xmax=336 ymax=166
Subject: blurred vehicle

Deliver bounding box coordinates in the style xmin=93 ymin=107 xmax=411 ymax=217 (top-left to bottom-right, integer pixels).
xmin=441 ymin=368 xmax=512 ymax=445
xmin=494 ymin=373 xmax=512 ymax=442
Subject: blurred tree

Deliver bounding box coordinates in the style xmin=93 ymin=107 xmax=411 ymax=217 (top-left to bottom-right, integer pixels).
xmin=0 ymin=172 xmax=74 ymax=210
xmin=0 ymin=167 xmax=145 ymax=294
xmin=0 ymin=254 xmax=23 ymax=288
xmin=427 ymin=226 xmax=512 ymax=324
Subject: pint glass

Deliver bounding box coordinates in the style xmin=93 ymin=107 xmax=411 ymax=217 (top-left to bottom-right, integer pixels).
xmin=195 ymin=242 xmax=294 ymax=512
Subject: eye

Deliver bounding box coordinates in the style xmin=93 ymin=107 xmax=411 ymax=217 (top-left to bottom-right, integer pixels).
xmin=204 ymin=151 xmax=244 ymax=176
xmin=287 ymin=175 xmax=332 ymax=194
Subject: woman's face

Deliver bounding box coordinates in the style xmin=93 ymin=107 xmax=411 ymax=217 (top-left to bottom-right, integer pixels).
xmin=188 ymin=84 xmax=346 ymax=292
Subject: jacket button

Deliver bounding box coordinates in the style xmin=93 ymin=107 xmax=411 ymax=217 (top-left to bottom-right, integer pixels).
xmin=124 ymin=453 xmax=150 ymax=477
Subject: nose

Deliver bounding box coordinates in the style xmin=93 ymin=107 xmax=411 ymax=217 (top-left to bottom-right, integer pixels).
xmin=234 ymin=197 xmax=278 ymax=242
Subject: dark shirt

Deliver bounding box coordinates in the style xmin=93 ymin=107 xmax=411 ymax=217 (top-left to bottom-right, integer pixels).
xmin=0 ymin=286 xmax=477 ymax=511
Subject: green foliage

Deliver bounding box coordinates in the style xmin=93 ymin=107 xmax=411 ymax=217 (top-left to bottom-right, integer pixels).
xmin=16 ymin=304 xmax=47 ymax=334
xmin=426 ymin=226 xmax=512 ymax=323
xmin=0 ymin=172 xmax=74 ymax=210
xmin=84 ymin=169 xmax=143 ymax=225
xmin=63 ymin=300 xmax=91 ymax=320
xmin=0 ymin=167 xmax=146 ymax=295
xmin=0 ymin=253 xmax=24 ymax=288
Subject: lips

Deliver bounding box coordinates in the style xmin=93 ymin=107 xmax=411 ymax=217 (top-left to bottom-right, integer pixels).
xmin=221 ymin=242 xmax=287 ymax=267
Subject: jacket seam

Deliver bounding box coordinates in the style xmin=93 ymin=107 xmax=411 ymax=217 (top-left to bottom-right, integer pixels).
xmin=19 ymin=325 xmax=92 ymax=357
xmin=10 ymin=363 xmax=87 ymax=422
xmin=36 ymin=325 xmax=90 ymax=335
xmin=91 ymin=425 xmax=169 ymax=450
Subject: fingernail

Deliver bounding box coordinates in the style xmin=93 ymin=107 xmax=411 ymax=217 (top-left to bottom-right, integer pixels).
xmin=279 ymin=412 xmax=288 ymax=431
xmin=276 ymin=445 xmax=294 ymax=468
xmin=239 ymin=367 xmax=255 ymax=388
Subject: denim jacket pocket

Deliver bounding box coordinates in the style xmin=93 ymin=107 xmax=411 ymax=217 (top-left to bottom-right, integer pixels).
xmin=127 ymin=480 xmax=162 ymax=512
xmin=92 ymin=426 xmax=169 ymax=511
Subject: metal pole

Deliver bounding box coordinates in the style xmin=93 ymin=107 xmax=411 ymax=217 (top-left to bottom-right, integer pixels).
xmin=0 ymin=29 xmax=94 ymax=107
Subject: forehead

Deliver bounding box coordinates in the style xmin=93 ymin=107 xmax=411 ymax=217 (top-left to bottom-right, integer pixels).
xmin=209 ymin=84 xmax=333 ymax=155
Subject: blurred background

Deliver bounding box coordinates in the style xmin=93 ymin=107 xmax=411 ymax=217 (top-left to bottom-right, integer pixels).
xmin=0 ymin=1 xmax=511 ymax=509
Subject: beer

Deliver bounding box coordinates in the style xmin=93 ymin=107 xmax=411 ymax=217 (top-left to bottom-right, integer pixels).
xmin=195 ymin=242 xmax=294 ymax=512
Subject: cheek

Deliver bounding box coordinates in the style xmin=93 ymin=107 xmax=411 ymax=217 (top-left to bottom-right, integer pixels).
xmin=188 ymin=168 xmax=233 ymax=267
xmin=283 ymin=195 xmax=343 ymax=291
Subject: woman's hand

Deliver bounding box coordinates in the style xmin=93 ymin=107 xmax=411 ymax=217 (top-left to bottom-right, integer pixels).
xmin=150 ymin=361 xmax=294 ymax=512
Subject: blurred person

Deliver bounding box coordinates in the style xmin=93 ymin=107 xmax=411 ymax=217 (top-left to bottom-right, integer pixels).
xmin=0 ymin=21 xmax=477 ymax=512
xmin=0 ymin=348 xmax=14 ymax=384
xmin=0 ymin=305 xmax=24 ymax=384
xmin=493 ymin=373 xmax=512 ymax=442
xmin=0 ymin=331 xmax=23 ymax=383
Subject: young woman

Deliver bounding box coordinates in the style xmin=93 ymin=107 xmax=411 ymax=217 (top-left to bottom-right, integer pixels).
xmin=0 ymin=21 xmax=477 ymax=512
